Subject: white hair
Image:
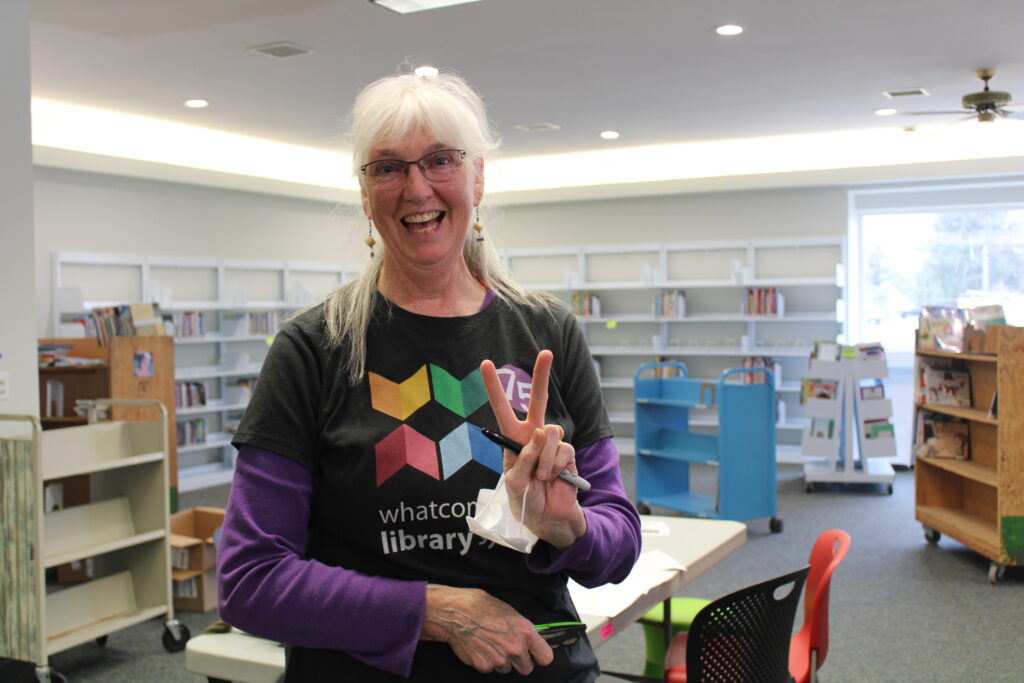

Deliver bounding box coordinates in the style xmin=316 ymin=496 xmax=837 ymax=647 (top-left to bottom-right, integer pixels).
xmin=324 ymin=69 xmax=554 ymax=385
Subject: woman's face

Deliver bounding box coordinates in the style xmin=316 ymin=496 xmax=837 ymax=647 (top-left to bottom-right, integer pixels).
xmin=361 ymin=127 xmax=484 ymax=278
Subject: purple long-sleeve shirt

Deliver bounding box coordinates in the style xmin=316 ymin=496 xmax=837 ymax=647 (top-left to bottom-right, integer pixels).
xmin=218 ymin=439 xmax=640 ymax=677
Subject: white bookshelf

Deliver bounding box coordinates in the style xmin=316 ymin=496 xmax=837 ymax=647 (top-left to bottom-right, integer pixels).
xmin=51 ymin=253 xmax=360 ymax=492
xmin=0 ymin=401 xmax=189 ymax=680
xmin=503 ymin=237 xmax=847 ymax=462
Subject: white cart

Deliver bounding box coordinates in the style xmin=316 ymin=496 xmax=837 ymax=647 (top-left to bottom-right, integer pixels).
xmin=801 ymin=349 xmax=897 ymax=493
xmin=0 ymin=399 xmax=189 ymax=683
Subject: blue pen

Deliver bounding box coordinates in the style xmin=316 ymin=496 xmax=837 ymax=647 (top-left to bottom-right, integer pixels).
xmin=480 ymin=428 xmax=592 ymax=491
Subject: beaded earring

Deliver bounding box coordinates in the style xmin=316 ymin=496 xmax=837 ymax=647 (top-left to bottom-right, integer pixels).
xmin=472 ymin=208 xmax=484 ymax=242
xmin=365 ymin=219 xmax=377 ymax=258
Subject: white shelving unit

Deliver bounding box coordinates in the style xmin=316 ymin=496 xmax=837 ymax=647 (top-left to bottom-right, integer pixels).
xmin=51 ymin=253 xmax=360 ymax=493
xmin=0 ymin=399 xmax=189 ymax=683
xmin=502 ymin=237 xmax=847 ymax=461
xmin=801 ymin=351 xmax=897 ymax=491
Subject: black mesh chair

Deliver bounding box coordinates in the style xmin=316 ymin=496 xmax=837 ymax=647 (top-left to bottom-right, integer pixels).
xmin=663 ymin=564 xmax=810 ymax=683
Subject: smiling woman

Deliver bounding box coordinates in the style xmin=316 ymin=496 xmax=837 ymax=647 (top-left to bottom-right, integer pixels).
xmin=216 ymin=68 xmax=642 ymax=683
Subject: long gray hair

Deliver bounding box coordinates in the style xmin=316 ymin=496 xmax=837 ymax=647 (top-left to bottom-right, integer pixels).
xmin=325 ymin=70 xmax=553 ymax=385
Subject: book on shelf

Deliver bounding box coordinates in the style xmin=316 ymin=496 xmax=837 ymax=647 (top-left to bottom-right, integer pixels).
xmin=915 ymin=416 xmax=969 ymax=459
xmin=810 ymin=418 xmax=834 ymax=439
xmin=176 ymin=381 xmax=207 ymax=409
xmin=801 ymin=378 xmax=838 ymax=403
xmin=741 ymin=356 xmax=777 ymax=384
xmin=859 ymin=379 xmax=885 ymax=400
xmin=89 ymin=302 xmax=166 ymax=345
xmin=854 ymin=342 xmax=885 ymax=361
xmin=571 ymin=291 xmax=601 ymax=317
xmin=812 ymin=341 xmax=840 ymax=361
xmin=741 ymin=287 xmax=784 ymax=316
xmin=654 ymin=290 xmax=686 ymax=318
xmin=988 ymin=390 xmax=998 ymax=419
xmin=920 ymin=366 xmax=971 ymax=407
xmin=863 ymin=419 xmax=895 ymax=439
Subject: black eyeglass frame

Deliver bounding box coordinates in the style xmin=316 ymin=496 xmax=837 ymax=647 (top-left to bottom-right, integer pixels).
xmin=360 ymin=148 xmax=468 ymax=179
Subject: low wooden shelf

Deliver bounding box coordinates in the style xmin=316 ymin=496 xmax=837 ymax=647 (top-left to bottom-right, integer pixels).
xmin=914 ymin=325 xmax=1024 ymax=583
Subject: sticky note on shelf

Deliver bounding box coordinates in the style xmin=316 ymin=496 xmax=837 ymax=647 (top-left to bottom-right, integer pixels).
xmin=606 ymin=320 xmax=618 ymax=329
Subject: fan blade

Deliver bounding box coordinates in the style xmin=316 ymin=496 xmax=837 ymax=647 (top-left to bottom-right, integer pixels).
xmin=902 ymin=110 xmax=973 ymax=116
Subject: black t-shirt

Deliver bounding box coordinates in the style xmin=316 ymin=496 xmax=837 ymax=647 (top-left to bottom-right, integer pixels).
xmin=233 ymin=292 xmax=612 ymax=681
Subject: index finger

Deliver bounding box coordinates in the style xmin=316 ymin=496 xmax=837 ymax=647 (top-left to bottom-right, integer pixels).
xmin=480 ymin=359 xmax=519 ymax=431
xmin=526 ymin=350 xmax=553 ymax=427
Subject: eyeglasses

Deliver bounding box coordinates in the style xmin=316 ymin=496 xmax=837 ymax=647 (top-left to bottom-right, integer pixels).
xmin=360 ymin=148 xmax=467 ymax=188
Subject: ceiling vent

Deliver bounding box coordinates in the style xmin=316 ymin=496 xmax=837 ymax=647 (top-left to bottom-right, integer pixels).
xmin=249 ymin=42 xmax=313 ymax=59
xmin=514 ymin=122 xmax=561 ymax=132
xmin=883 ymin=87 xmax=930 ymax=99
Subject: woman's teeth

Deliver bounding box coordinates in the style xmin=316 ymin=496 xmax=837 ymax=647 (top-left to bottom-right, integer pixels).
xmin=403 ymin=211 xmax=443 ymax=234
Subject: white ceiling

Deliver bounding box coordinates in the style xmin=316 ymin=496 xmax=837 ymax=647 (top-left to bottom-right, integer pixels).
xmin=28 ymin=0 xmax=1024 ymax=201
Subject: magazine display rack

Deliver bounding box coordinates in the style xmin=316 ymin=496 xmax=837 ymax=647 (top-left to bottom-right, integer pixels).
xmin=914 ymin=325 xmax=1024 ymax=584
xmin=633 ymin=362 xmax=782 ymax=532
xmin=0 ymin=399 xmax=189 ymax=683
xmin=801 ymin=345 xmax=896 ymax=492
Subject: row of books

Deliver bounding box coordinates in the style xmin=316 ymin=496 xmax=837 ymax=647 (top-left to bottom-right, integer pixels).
xmin=172 ymin=311 xmax=207 ymax=339
xmin=571 ymin=291 xmax=602 ymax=317
xmin=85 ymin=303 xmax=166 ymax=346
xmin=177 ymin=418 xmax=207 ymax=446
xmin=918 ymin=304 xmax=1005 ymax=353
xmin=741 ymin=287 xmax=785 ymax=316
xmin=811 ymin=341 xmax=886 ymax=362
xmin=740 ymin=356 xmax=779 ymax=384
xmin=653 ymin=290 xmax=686 ymax=318
xmin=176 ymin=381 xmax=207 ymax=409
xmin=914 ymin=414 xmax=969 ymax=460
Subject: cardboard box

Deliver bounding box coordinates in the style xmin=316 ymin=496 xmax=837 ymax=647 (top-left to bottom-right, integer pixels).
xmin=172 ymin=568 xmax=218 ymax=612
xmin=170 ymin=506 xmax=224 ymax=572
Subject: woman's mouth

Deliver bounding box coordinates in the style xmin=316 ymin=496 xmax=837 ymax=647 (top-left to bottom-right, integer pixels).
xmin=401 ymin=210 xmax=444 ymax=234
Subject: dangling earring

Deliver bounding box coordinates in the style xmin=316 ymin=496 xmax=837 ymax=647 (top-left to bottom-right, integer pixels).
xmin=365 ymin=219 xmax=377 ymax=258
xmin=472 ymin=207 xmax=484 ymax=242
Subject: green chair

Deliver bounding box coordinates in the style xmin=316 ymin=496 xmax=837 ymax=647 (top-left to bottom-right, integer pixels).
xmin=639 ymin=597 xmax=711 ymax=677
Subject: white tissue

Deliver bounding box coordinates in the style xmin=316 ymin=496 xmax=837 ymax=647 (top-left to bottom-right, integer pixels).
xmin=466 ymin=473 xmax=538 ymax=554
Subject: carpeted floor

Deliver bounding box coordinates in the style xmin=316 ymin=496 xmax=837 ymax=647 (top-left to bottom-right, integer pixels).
xmin=6 ymin=461 xmax=1021 ymax=682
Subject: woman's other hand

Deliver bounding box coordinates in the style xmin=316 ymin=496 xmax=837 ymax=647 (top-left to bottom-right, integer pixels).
xmin=421 ymin=584 xmax=553 ymax=674
xmin=480 ymin=350 xmax=587 ymax=549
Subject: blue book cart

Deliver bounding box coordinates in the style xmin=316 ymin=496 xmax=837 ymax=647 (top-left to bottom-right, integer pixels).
xmin=633 ymin=362 xmax=782 ymax=532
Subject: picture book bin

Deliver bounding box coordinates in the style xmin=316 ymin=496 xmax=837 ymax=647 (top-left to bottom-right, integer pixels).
xmin=634 ymin=362 xmax=781 ymax=532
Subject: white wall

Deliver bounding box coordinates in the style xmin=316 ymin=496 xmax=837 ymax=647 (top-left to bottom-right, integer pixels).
xmin=494 ymin=186 xmax=848 ymax=248
xmin=0 ymin=0 xmax=39 ymax=422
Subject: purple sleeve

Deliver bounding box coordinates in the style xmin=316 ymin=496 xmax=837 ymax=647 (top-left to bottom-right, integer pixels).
xmin=217 ymin=446 xmax=425 ymax=677
xmin=525 ymin=437 xmax=642 ymax=587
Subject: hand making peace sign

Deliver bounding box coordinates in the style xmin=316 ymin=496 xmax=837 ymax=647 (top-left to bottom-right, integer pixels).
xmin=480 ymin=350 xmax=587 ymax=550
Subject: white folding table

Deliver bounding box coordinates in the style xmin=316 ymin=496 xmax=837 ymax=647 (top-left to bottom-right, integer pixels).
xmin=185 ymin=516 xmax=746 ymax=682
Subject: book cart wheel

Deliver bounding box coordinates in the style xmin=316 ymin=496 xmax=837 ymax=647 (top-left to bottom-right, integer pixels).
xmin=805 ymin=482 xmax=814 ymax=493
xmin=636 ymin=502 xmax=652 ymax=515
xmin=887 ymin=483 xmax=894 ymax=495
xmin=162 ymin=621 xmax=191 ymax=652
xmin=769 ymin=517 xmax=783 ymax=533
xmin=988 ymin=563 xmax=1006 ymax=585
xmin=35 ymin=668 xmax=69 ymax=683
xmin=923 ymin=526 xmax=941 ymax=544
xmin=95 ymin=635 xmax=108 ymax=647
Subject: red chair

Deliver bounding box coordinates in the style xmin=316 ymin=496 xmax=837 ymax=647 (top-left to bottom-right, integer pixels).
xmin=788 ymin=529 xmax=851 ymax=683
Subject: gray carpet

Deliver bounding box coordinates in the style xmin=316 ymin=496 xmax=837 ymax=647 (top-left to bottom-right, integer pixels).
xmin=11 ymin=462 xmax=1023 ymax=682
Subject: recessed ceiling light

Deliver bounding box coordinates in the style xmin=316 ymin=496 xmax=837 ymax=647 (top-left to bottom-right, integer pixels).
xmin=414 ymin=66 xmax=439 ymax=78
xmin=715 ymin=24 xmax=744 ymax=36
xmin=513 ymin=122 xmax=561 ymax=132
xmin=874 ymin=108 xmax=898 ymax=117
xmin=600 ymin=130 xmax=620 ymax=140
xmin=184 ymin=99 xmax=209 ymax=109
xmin=369 ymin=0 xmax=483 ymax=14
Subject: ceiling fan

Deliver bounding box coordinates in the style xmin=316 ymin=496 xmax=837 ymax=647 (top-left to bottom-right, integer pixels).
xmin=899 ymin=69 xmax=1024 ymax=123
